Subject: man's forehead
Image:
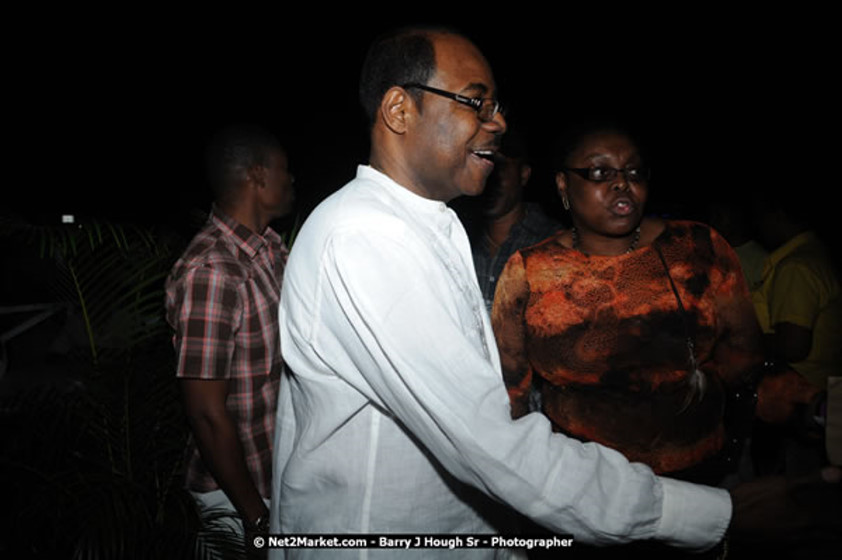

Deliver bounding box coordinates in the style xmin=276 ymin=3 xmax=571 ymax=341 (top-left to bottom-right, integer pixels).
xmin=429 ymin=33 xmax=496 ymax=94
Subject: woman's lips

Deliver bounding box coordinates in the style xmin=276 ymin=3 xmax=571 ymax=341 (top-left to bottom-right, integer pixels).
xmin=610 ymin=198 xmax=636 ymax=217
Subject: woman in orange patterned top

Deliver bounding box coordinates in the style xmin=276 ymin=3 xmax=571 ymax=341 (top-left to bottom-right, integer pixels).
xmin=492 ymin=125 xmax=769 ymax=485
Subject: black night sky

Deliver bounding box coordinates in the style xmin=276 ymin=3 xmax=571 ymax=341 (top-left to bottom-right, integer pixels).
xmin=10 ymin=13 xmax=837 ymax=248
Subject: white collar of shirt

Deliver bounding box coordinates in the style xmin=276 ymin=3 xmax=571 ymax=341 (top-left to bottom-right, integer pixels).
xmin=357 ymin=164 xmax=457 ymax=233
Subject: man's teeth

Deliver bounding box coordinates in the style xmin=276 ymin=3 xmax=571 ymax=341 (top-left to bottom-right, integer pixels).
xmin=473 ymin=150 xmax=495 ymax=161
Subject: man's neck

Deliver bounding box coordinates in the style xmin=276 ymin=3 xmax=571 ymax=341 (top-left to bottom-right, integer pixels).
xmin=369 ymin=141 xmax=452 ymax=202
xmin=218 ymin=203 xmax=268 ymax=236
xmin=484 ymin=205 xmax=525 ymax=257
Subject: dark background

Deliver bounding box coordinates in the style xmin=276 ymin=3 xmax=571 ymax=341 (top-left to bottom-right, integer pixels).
xmin=9 ymin=13 xmax=836 ymax=247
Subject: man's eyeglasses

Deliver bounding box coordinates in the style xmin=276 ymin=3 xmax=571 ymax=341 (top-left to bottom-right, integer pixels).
xmin=563 ymin=166 xmax=650 ymax=183
xmin=402 ymin=83 xmax=503 ymax=123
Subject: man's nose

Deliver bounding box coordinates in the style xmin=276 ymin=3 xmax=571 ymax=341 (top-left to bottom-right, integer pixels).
xmin=483 ymin=110 xmax=506 ymax=134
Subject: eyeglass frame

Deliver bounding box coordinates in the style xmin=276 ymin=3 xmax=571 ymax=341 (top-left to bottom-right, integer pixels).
xmin=562 ymin=166 xmax=651 ymax=183
xmin=401 ymin=83 xmax=503 ymax=123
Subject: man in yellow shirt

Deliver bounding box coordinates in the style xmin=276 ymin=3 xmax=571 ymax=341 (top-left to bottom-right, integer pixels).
xmin=751 ymin=198 xmax=841 ymax=480
xmin=752 ymin=223 xmax=841 ymax=391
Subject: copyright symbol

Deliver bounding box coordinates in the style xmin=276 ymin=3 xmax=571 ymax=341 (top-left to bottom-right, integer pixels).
xmin=253 ymin=536 xmax=265 ymax=548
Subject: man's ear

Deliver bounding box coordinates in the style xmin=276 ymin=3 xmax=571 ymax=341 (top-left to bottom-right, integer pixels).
xmin=379 ymin=86 xmax=413 ymax=134
xmin=520 ymin=163 xmax=532 ymax=187
xmin=246 ymin=164 xmax=267 ymax=190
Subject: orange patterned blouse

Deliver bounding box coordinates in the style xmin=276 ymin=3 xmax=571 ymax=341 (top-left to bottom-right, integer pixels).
xmin=492 ymin=221 xmax=764 ymax=478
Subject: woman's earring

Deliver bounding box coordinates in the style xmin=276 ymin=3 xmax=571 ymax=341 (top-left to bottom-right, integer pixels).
xmin=562 ymin=194 xmax=570 ymax=211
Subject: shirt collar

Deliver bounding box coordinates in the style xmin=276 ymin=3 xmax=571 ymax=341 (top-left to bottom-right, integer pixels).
xmin=763 ymin=231 xmax=816 ymax=279
xmin=211 ymin=205 xmax=281 ymax=260
xmin=765 ymin=230 xmax=817 ymax=271
xmin=357 ymin=165 xmax=451 ymax=215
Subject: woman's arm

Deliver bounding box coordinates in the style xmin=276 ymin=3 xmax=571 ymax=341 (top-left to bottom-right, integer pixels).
xmin=492 ymin=251 xmax=533 ymax=418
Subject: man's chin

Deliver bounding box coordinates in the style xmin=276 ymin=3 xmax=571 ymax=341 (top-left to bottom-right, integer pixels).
xmin=459 ymin=180 xmax=489 ymax=199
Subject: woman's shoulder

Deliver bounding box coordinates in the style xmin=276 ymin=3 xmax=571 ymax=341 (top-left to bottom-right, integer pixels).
xmin=520 ymin=229 xmax=571 ymax=255
xmin=654 ymin=219 xmax=727 ymax=245
xmin=654 ymin=220 xmax=741 ymax=268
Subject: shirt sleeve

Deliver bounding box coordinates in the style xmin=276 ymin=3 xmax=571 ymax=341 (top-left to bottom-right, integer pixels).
xmin=316 ymin=225 xmax=731 ymax=550
xmin=170 ymin=265 xmax=242 ymax=379
xmin=768 ymin=259 xmax=822 ymax=330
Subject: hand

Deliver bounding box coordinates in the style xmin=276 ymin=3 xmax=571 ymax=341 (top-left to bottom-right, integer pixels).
xmin=244 ymin=512 xmax=270 ymax=560
xmin=729 ymin=466 xmax=842 ymax=544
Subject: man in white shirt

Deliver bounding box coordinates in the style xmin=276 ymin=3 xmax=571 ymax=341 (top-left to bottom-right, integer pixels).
xmin=268 ymin=27 xmax=733 ymax=558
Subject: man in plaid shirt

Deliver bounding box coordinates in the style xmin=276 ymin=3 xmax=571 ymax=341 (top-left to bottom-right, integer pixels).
xmin=165 ymin=124 xmax=294 ymax=548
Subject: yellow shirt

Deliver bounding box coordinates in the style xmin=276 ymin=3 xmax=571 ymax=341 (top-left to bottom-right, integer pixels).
xmin=752 ymin=231 xmax=842 ymax=388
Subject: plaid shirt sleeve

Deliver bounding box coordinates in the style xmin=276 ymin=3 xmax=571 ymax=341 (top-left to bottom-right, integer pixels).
xmin=171 ymin=264 xmax=243 ymax=380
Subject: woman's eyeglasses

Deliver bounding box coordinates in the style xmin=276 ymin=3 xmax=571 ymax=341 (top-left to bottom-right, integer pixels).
xmin=563 ymin=166 xmax=650 ymax=183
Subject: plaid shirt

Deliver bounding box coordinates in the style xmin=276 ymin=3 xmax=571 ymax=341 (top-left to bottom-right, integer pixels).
xmin=472 ymin=203 xmax=561 ymax=313
xmin=165 ymin=207 xmax=287 ymax=497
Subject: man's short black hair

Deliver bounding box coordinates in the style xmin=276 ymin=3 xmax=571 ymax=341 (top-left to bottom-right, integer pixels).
xmin=205 ymin=123 xmax=283 ymax=205
xmin=358 ymin=26 xmax=457 ymax=127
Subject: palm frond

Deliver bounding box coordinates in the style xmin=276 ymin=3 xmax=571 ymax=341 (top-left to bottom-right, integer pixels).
xmin=1 ymin=214 xmax=289 ymax=558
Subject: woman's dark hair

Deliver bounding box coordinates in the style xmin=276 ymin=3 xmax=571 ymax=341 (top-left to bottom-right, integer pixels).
xmin=551 ymin=118 xmax=647 ymax=172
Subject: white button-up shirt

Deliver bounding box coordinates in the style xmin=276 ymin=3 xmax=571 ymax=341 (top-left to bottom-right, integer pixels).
xmin=269 ymin=166 xmax=730 ymax=558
